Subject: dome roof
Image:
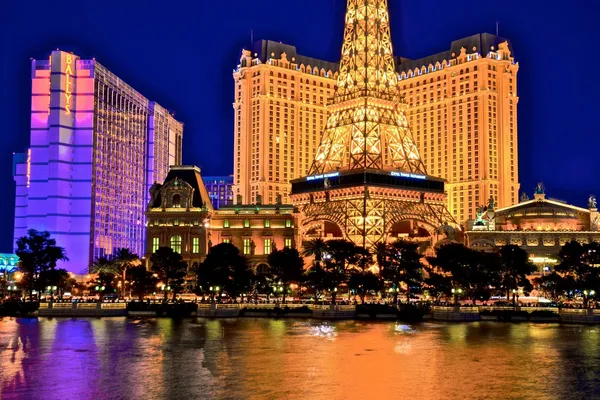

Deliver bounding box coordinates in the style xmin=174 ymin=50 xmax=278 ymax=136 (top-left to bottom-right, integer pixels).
xmin=503 ymin=200 xmax=580 ymax=220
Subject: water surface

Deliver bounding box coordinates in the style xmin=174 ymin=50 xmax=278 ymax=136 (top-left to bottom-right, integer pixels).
xmin=1 ymin=318 xmax=599 ymax=399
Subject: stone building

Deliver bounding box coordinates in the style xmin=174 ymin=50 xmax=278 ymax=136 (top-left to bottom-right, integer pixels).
xmin=466 ymin=184 xmax=600 ymax=270
xmin=209 ymin=200 xmax=299 ymax=272
xmin=145 ymin=166 xmax=300 ymax=273
xmin=145 ymin=166 xmax=213 ymax=271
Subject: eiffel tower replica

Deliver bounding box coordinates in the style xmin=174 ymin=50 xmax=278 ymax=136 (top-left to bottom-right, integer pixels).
xmin=291 ymin=0 xmax=457 ymax=248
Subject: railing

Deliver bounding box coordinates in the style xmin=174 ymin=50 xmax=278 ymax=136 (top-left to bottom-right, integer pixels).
xmin=560 ymin=308 xmax=589 ymax=314
xmin=52 ymin=303 xmax=73 ymax=309
xmin=197 ymin=303 xmax=212 ymax=309
xmin=38 ymin=303 xmax=49 ymax=309
xmin=311 ymin=305 xmax=333 ymax=311
xmin=520 ymin=307 xmax=559 ymax=313
xmin=432 ymin=306 xmax=479 ymax=312
xmin=215 ymin=304 xmax=241 ymax=309
xmin=243 ymin=304 xmax=276 ymax=310
xmin=285 ymin=304 xmax=310 ymax=309
xmin=335 ymin=305 xmax=356 ymax=311
xmin=77 ymin=303 xmax=98 ymax=309
xmin=100 ymin=303 xmax=126 ymax=310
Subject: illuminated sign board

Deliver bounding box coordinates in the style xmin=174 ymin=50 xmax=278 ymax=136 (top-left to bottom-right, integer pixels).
xmin=390 ymin=171 xmax=426 ymax=180
xmin=64 ymin=54 xmax=73 ymax=115
xmin=26 ymin=149 xmax=31 ymax=188
xmin=306 ymin=172 xmax=340 ymax=181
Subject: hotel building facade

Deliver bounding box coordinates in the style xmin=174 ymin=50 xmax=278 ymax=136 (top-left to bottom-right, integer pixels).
xmin=13 ymin=50 xmax=183 ymax=273
xmin=398 ymin=34 xmax=519 ymax=225
xmin=233 ymin=34 xmax=519 ymax=225
xmin=203 ymin=175 xmax=234 ymax=209
xmin=233 ymin=40 xmax=337 ymax=205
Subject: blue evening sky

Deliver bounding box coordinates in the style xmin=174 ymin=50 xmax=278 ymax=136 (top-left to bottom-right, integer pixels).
xmin=1 ymin=0 xmax=599 ymax=252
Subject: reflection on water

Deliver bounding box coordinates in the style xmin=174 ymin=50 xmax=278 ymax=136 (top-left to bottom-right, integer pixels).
xmin=1 ymin=318 xmax=599 ymax=399
xmin=309 ymin=323 xmax=337 ymax=339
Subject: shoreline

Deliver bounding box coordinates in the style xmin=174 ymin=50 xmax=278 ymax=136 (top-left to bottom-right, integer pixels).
xmin=2 ymin=303 xmax=600 ymax=324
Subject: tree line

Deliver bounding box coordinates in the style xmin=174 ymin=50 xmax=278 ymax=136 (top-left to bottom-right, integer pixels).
xmin=9 ymin=229 xmax=600 ymax=307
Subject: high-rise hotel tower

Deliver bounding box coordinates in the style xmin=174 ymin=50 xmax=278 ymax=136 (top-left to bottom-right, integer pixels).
xmin=13 ymin=50 xmax=183 ymax=272
xmin=233 ymin=34 xmax=519 ymax=224
xmin=233 ymin=41 xmax=337 ymax=205
xmin=397 ymin=34 xmax=519 ymax=225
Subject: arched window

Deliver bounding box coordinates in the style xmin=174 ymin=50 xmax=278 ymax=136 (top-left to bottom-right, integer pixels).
xmin=170 ymin=235 xmax=182 ymax=254
xmin=256 ymin=263 xmax=270 ymax=275
xmin=172 ymin=194 xmax=181 ymax=208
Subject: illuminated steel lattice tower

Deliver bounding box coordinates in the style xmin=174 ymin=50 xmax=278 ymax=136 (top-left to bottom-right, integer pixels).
xmin=291 ymin=0 xmax=456 ymax=248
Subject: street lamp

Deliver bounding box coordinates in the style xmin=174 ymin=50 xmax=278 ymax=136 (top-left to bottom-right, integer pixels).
xmin=46 ymin=285 xmax=56 ymax=301
xmin=451 ymin=288 xmax=462 ymax=305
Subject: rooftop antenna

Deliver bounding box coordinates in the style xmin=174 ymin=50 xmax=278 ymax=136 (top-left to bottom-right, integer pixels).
xmin=496 ymin=21 xmax=499 ymax=36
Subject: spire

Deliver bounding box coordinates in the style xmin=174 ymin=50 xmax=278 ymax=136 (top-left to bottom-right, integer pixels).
xmin=336 ymin=0 xmax=400 ymax=103
xmin=309 ymin=0 xmax=426 ymax=175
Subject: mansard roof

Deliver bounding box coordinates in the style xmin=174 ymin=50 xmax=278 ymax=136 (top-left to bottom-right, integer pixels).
xmin=242 ymin=34 xmax=513 ymax=78
xmin=149 ymin=165 xmax=214 ymax=211
xmin=244 ymin=40 xmax=339 ymax=73
xmin=395 ymin=33 xmax=513 ymax=74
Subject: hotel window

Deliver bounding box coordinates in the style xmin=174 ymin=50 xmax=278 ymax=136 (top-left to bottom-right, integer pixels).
xmin=244 ymin=219 xmax=250 ymax=228
xmin=223 ymin=219 xmax=230 ymax=228
xmin=284 ymin=238 xmax=292 ymax=248
xmin=264 ymin=219 xmax=270 ymax=228
xmin=223 ymin=238 xmax=230 ymax=244
xmin=172 ymin=194 xmax=181 ymax=208
xmin=264 ymin=239 xmax=272 ymax=255
xmin=192 ymin=237 xmax=199 ymax=254
xmin=243 ymin=239 xmax=251 ymax=255
xmin=170 ymin=235 xmax=182 ymax=254
xmin=285 ymin=219 xmax=292 ymax=228
xmin=152 ymin=237 xmax=160 ymax=253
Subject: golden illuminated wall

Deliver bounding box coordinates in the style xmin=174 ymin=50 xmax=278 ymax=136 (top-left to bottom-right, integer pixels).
xmin=399 ymin=43 xmax=519 ymax=225
xmin=233 ymin=50 xmax=336 ymax=205
xmin=233 ymin=36 xmax=520 ymax=225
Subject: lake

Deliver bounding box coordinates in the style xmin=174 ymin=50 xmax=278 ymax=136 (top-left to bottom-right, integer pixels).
xmin=1 ymin=318 xmax=599 ymax=399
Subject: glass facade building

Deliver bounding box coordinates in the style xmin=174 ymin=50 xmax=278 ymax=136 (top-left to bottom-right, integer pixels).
xmin=13 ymin=50 xmax=182 ymax=272
xmin=203 ymin=175 xmax=234 ymax=209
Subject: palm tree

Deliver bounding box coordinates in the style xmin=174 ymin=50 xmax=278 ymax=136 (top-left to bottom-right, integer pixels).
xmin=90 ymin=256 xmax=118 ymax=301
xmin=373 ymin=242 xmax=390 ymax=276
xmin=302 ymin=238 xmax=329 ymax=266
xmin=383 ymin=240 xmax=424 ymax=304
xmin=112 ymin=248 xmax=139 ymax=298
xmin=91 ymin=256 xmax=118 ymax=275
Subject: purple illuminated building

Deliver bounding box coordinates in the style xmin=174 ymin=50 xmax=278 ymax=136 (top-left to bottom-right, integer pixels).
xmin=13 ymin=50 xmax=183 ymax=273
xmin=203 ymin=175 xmax=234 ymax=209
